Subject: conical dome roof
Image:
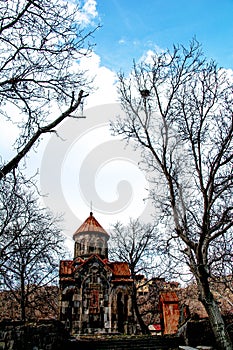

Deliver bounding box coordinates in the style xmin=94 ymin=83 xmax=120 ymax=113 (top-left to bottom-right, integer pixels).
xmin=73 ymin=212 xmax=109 ymax=238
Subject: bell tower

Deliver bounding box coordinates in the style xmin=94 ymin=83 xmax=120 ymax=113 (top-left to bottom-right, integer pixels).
xmin=73 ymin=212 xmax=109 ymax=260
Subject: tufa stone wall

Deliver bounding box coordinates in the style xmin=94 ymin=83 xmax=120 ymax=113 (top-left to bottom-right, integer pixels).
xmin=0 ymin=319 xmax=69 ymax=350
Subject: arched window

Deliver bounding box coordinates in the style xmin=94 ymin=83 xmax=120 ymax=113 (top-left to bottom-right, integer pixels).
xmin=96 ymin=239 xmax=104 ymax=255
xmin=89 ymin=238 xmax=95 ymax=253
xmin=80 ymin=239 xmax=85 ymax=254
xmin=117 ymin=292 xmax=124 ymax=333
xmin=74 ymin=242 xmax=79 ymax=257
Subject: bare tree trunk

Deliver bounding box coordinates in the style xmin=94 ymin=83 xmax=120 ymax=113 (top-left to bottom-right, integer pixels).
xmin=132 ymin=283 xmax=150 ymax=334
xmin=20 ymin=263 xmax=26 ymax=322
xmin=197 ymin=273 xmax=232 ymax=350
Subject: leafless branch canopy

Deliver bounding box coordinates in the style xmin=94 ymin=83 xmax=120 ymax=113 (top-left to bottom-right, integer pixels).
xmin=0 ymin=172 xmax=65 ymax=320
xmin=0 ymin=0 xmax=98 ymax=179
xmin=112 ymin=39 xmax=233 ymax=348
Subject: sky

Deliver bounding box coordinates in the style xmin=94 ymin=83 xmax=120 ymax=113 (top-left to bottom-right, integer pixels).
xmin=1 ymin=0 xmax=233 ymax=249
xmin=93 ymin=0 xmax=233 ymax=72
xmin=40 ymin=0 xmax=233 ymax=245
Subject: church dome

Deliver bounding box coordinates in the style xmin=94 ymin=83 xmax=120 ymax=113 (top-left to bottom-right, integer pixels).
xmin=73 ymin=212 xmax=109 ymax=238
xmin=73 ymin=212 xmax=109 ymax=260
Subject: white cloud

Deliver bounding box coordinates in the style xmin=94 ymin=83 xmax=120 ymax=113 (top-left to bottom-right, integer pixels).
xmin=77 ymin=0 xmax=98 ymax=25
xmin=118 ymin=38 xmax=126 ymax=45
xmin=77 ymin=51 xmax=118 ymax=107
xmin=83 ymin=0 xmax=98 ymax=18
xmin=132 ymin=45 xmax=165 ymax=68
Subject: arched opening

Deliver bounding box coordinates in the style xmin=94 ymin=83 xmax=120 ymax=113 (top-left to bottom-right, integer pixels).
xmin=89 ymin=238 xmax=95 ymax=253
xmin=61 ymin=287 xmax=74 ymax=332
xmin=124 ymin=294 xmax=128 ymax=321
xmin=96 ymin=239 xmax=104 ymax=256
xmin=117 ymin=292 xmax=124 ymax=333
xmin=80 ymin=239 xmax=85 ymax=254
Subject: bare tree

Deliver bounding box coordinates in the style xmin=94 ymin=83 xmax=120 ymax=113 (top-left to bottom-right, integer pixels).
xmin=111 ymin=40 xmax=233 ymax=349
xmin=0 ymin=174 xmax=65 ymax=321
xmin=109 ymin=219 xmax=164 ymax=334
xmin=0 ymin=0 xmax=97 ymax=179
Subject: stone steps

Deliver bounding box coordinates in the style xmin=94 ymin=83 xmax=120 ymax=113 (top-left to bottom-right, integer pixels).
xmin=68 ymin=335 xmax=184 ymax=350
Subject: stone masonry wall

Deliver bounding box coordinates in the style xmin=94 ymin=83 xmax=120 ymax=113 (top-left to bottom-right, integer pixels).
xmin=0 ymin=319 xmax=69 ymax=350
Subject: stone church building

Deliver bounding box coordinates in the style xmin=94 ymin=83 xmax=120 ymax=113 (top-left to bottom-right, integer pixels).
xmin=59 ymin=212 xmax=136 ymax=335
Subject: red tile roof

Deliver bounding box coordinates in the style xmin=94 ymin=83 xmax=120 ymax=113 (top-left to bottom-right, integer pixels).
xmin=108 ymin=262 xmax=131 ymax=277
xmin=75 ymin=254 xmax=107 ymax=271
xmin=73 ymin=212 xmax=109 ymax=237
xmin=60 ymin=257 xmax=132 ymax=282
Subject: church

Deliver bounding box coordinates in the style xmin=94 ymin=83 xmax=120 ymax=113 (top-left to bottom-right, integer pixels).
xmin=59 ymin=212 xmax=136 ymax=335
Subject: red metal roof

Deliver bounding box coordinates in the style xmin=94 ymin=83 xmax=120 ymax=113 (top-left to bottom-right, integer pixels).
xmin=159 ymin=291 xmax=179 ymax=303
xmin=73 ymin=212 xmax=109 ymax=237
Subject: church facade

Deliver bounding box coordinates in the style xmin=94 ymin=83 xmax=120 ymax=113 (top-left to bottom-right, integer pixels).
xmin=59 ymin=212 xmax=136 ymax=335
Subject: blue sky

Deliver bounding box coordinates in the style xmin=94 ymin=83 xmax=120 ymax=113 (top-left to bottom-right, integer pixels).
xmin=93 ymin=0 xmax=233 ymax=72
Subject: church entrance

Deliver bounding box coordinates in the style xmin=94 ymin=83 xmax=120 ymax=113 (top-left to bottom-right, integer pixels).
xmin=117 ymin=292 xmax=124 ymax=333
